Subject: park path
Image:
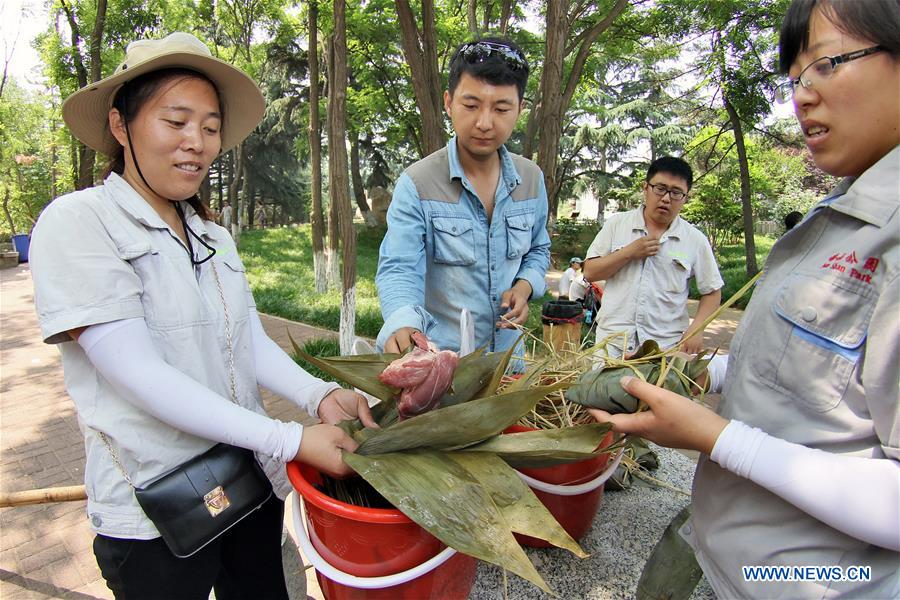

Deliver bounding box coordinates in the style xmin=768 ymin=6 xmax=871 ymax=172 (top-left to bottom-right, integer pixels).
xmin=1 ymin=264 xmax=741 ymax=599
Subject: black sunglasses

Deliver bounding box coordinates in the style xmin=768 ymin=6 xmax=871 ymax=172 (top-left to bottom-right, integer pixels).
xmin=457 ymin=41 xmax=528 ymax=71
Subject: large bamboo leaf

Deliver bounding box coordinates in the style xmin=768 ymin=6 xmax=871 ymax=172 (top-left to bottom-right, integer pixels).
xmin=449 ymin=452 xmax=587 ymax=558
xmin=356 ymin=384 xmax=563 ymax=456
xmin=462 ymin=423 xmax=615 ymax=468
xmin=471 ymin=336 xmax=521 ymax=400
xmin=437 ymin=347 xmax=505 ymax=408
xmin=636 ymin=505 xmax=702 ymax=600
xmin=290 ymin=334 xmax=401 ymax=401
xmin=342 ymin=450 xmax=551 ymax=593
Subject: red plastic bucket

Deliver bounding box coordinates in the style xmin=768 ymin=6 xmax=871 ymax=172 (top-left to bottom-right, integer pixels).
xmin=286 ymin=461 xmax=477 ymax=599
xmin=506 ymin=424 xmax=616 ymax=547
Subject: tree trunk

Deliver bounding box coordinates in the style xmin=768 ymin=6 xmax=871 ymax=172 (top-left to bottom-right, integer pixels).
xmin=2 ymin=174 xmax=16 ymax=235
xmin=246 ymin=183 xmax=256 ymax=227
xmin=70 ymin=138 xmax=79 ymax=189
xmin=467 ymin=0 xmax=479 ymax=35
xmin=596 ymin=146 xmax=608 ymax=224
xmin=50 ymin=116 xmax=59 ymax=199
xmin=325 ymin=38 xmax=341 ymax=289
xmin=329 ymin=0 xmax=357 ymax=355
xmin=395 ymin=0 xmax=445 ymax=156
xmin=350 ymin=132 xmax=377 ymax=227
xmin=244 ymin=166 xmax=254 ymax=230
xmin=535 ymin=1 xmax=566 ymax=220
xmin=77 ymin=145 xmax=95 ymax=190
xmin=724 ymin=94 xmax=758 ymax=277
xmin=88 ymin=0 xmax=107 ymax=85
xmin=216 ymin=159 xmax=224 ymax=208
xmin=60 ymin=0 xmax=106 ymax=189
xmin=309 ymin=0 xmax=327 ymax=294
xmin=521 ymin=87 xmax=542 ymax=159
xmin=499 ymin=0 xmax=513 ymax=35
xmin=199 ymin=175 xmax=211 ymax=207
xmin=535 ymin=0 xmax=628 ymax=220
xmin=229 ymin=146 xmax=244 ymax=244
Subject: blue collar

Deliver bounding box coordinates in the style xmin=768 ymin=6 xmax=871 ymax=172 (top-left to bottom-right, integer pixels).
xmin=446 ymin=136 xmax=522 ymax=190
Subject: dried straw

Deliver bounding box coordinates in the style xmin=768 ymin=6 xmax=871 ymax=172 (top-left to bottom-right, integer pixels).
xmin=506 ymin=272 xmax=763 ymax=430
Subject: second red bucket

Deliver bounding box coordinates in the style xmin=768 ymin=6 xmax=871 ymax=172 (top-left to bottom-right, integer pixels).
xmin=506 ymin=425 xmax=620 ymax=547
xmin=287 ymin=461 xmax=477 ymax=600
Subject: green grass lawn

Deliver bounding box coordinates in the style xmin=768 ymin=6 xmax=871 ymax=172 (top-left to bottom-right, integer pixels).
xmin=698 ymin=235 xmax=776 ymax=308
xmin=239 ymin=224 xmax=551 ymax=341
xmin=239 ymin=225 xmax=385 ymax=337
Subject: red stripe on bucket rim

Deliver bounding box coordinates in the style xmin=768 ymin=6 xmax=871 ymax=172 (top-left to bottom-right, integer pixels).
xmin=286 ymin=461 xmax=414 ymax=524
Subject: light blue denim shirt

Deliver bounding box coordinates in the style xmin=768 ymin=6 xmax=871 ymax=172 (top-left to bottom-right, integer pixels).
xmin=376 ymin=137 xmax=551 ymax=353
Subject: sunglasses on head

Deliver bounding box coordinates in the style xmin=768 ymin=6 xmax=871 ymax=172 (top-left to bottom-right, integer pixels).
xmin=457 ymin=41 xmax=528 ymax=71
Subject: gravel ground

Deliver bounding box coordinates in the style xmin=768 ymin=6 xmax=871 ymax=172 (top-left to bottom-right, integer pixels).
xmin=469 ymin=446 xmax=717 ymax=600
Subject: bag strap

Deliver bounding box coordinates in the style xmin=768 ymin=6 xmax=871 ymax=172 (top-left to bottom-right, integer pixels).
xmin=98 ymin=259 xmax=236 ymax=488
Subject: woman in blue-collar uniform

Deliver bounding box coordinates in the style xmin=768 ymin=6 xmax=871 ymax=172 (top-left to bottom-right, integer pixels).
xmin=591 ymin=1 xmax=899 ymax=597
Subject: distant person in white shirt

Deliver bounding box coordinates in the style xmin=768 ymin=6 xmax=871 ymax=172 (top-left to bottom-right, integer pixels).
xmin=583 ymin=156 xmax=723 ymax=356
xmin=557 ymin=257 xmax=582 ymax=300
xmin=568 ymin=274 xmax=589 ymax=302
xmin=220 ymin=200 xmax=232 ymax=230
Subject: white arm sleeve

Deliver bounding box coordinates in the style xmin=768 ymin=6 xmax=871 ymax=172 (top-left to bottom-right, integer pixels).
xmin=712 ymin=420 xmax=900 ymax=551
xmin=247 ymin=307 xmax=341 ymax=419
xmin=706 ymin=353 xmax=728 ymax=393
xmin=78 ymin=318 xmax=303 ymax=463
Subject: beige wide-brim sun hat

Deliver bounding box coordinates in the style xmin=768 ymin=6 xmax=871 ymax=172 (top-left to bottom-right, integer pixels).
xmin=62 ymin=32 xmax=265 ymax=157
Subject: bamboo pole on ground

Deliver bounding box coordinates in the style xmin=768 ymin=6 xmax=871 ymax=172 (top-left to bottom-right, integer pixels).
xmin=0 ymin=485 xmax=87 ymax=507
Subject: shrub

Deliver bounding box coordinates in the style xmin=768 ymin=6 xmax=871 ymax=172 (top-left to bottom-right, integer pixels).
xmin=550 ymin=218 xmax=597 ymax=268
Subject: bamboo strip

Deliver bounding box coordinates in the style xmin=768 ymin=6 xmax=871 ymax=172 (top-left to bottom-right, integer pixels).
xmin=0 ymin=485 xmax=87 ymax=507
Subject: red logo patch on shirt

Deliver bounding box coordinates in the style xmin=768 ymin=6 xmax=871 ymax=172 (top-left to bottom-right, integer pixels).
xmin=821 ymin=251 xmax=879 ymax=284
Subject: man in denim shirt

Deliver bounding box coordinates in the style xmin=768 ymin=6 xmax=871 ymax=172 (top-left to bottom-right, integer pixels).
xmin=376 ymin=37 xmax=550 ymax=354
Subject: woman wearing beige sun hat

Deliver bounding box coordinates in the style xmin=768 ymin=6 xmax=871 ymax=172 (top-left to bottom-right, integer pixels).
xmin=29 ymin=32 xmax=376 ymax=599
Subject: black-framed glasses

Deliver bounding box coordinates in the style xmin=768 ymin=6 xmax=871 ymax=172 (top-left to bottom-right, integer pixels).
xmin=457 ymin=41 xmax=528 ymax=71
xmin=647 ymin=183 xmax=687 ymax=201
xmin=775 ymin=45 xmax=885 ymax=104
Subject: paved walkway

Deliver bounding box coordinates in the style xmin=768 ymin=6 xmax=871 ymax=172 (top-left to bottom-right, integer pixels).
xmin=1 ymin=264 xmax=742 ymax=599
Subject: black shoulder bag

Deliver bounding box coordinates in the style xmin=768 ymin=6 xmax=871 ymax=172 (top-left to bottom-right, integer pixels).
xmin=99 ymin=259 xmax=272 ymax=557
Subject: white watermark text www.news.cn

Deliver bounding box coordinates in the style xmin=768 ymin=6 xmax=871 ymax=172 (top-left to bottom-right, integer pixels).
xmin=742 ymin=565 xmax=872 ymax=583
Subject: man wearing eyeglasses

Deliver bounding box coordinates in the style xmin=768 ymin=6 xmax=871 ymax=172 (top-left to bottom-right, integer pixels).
xmin=375 ymin=38 xmax=550 ymax=356
xmin=583 ymin=156 xmax=723 ymax=357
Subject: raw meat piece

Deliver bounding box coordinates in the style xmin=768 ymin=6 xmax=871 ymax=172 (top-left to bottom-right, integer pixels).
xmin=377 ymin=331 xmax=459 ymax=418
xmin=398 ymin=350 xmax=459 ymax=418
xmin=378 ymin=348 xmax=435 ymax=388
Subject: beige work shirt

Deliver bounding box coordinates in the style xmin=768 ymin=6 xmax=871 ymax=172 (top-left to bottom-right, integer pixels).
xmin=585 ymin=208 xmax=723 ymax=353
xmin=687 ymin=146 xmax=900 ymax=598
xmin=30 ymin=173 xmax=311 ymax=539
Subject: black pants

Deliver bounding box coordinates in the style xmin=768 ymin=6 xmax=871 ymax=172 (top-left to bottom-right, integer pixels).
xmin=93 ymin=495 xmax=289 ymax=600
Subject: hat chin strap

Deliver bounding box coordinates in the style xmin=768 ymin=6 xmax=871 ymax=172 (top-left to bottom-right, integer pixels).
xmin=122 ymin=112 xmax=217 ymax=267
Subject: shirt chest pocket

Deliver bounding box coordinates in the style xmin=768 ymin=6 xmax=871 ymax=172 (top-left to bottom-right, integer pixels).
xmin=665 ymin=256 xmax=691 ymax=293
xmin=432 ymin=216 xmax=476 ymax=266
xmin=505 ymin=211 xmax=534 ymax=259
xmin=125 ymin=245 xmax=199 ymax=329
xmin=754 ymin=274 xmax=874 ymax=412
